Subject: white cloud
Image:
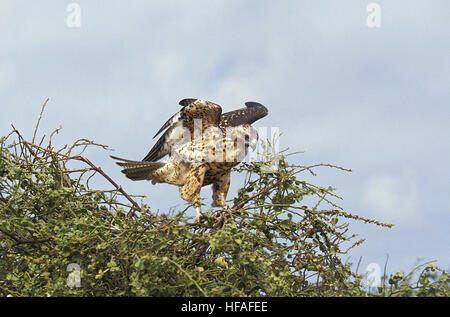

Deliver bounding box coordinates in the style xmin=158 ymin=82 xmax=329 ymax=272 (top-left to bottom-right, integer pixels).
xmin=362 ymin=173 xmax=423 ymax=226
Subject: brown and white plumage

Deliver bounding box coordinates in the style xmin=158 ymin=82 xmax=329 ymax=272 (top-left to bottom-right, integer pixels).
xmin=142 ymin=99 xmax=223 ymax=162
xmin=142 ymin=99 xmax=268 ymax=163
xmin=111 ymin=98 xmax=268 ymax=222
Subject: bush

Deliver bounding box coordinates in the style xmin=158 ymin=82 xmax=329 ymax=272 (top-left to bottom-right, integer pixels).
xmin=0 ymin=106 xmax=448 ymax=296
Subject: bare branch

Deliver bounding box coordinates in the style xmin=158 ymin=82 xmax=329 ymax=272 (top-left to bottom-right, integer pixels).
xmin=32 ymin=98 xmax=50 ymax=144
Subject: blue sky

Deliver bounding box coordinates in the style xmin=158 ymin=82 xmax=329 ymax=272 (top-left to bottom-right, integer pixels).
xmin=1 ymin=1 xmax=449 ymax=277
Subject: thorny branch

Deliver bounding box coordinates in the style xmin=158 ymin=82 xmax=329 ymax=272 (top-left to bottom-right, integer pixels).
xmin=20 ymin=140 xmax=143 ymax=218
xmin=69 ymin=155 xmax=143 ymax=218
xmin=0 ymin=228 xmax=51 ymax=246
xmin=211 ymin=176 xmax=286 ymax=231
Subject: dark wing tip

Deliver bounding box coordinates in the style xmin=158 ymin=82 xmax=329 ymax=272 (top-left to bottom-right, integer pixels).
xmin=245 ymin=101 xmax=264 ymax=108
xmin=245 ymin=101 xmax=268 ymax=118
xmin=219 ymin=101 xmax=268 ymax=128
xmin=153 ymin=126 xmax=166 ymax=139
xmin=179 ymin=98 xmax=198 ymax=107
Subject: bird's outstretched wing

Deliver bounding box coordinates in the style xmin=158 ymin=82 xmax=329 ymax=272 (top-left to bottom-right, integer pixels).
xmin=219 ymin=101 xmax=268 ymax=129
xmin=142 ymin=99 xmax=222 ymax=162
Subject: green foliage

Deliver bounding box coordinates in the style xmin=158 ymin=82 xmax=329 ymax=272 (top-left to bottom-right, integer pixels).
xmin=0 ymin=120 xmax=448 ymax=296
xmin=377 ymin=262 xmax=450 ymax=297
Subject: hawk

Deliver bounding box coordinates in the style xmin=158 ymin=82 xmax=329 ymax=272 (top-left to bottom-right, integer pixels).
xmin=111 ymin=98 xmax=268 ymax=222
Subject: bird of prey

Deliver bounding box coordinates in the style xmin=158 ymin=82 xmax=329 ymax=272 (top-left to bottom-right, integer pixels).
xmin=111 ymin=98 xmax=268 ymax=222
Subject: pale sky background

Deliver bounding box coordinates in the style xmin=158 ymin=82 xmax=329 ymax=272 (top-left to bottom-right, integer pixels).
xmin=1 ymin=1 xmax=449 ymax=278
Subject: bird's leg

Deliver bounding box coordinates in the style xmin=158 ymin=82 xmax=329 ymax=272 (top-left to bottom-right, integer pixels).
xmin=212 ymin=173 xmax=231 ymax=218
xmin=193 ymin=195 xmax=205 ymax=224
xmin=194 ymin=205 xmax=203 ymax=224
xmin=179 ymin=164 xmax=207 ymax=224
xmin=212 ymin=173 xmax=230 ymax=206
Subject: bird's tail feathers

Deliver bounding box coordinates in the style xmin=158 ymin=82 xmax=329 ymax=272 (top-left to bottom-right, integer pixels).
xmin=110 ymin=155 xmax=165 ymax=181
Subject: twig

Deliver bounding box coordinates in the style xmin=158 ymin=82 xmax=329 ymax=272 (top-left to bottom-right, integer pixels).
xmin=11 ymin=125 xmax=37 ymax=158
xmin=32 ymin=98 xmax=50 ymax=144
xmin=382 ymin=253 xmax=389 ymax=296
xmin=23 ymin=140 xmax=143 ymax=218
xmin=231 ymin=177 xmax=285 ymax=213
xmin=69 ymin=155 xmax=143 ymax=218
xmin=355 ymin=256 xmax=363 ymax=276
xmin=166 ymin=257 xmax=207 ymax=297
xmin=205 ymin=177 xmax=287 ymax=233
xmin=0 ymin=228 xmax=51 ymax=246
